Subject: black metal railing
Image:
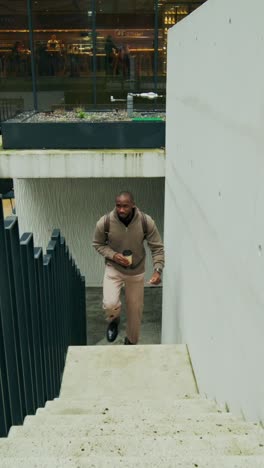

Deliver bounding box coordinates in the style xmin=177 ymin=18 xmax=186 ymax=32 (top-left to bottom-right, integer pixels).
xmin=0 ymin=98 xmax=24 ymax=129
xmin=0 ymin=197 xmax=86 ymax=438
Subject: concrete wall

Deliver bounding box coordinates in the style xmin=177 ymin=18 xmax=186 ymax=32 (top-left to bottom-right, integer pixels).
xmin=0 ymin=149 xmax=165 ymax=178
xmin=162 ymin=0 xmax=264 ymax=422
xmin=14 ymin=178 xmax=164 ymax=286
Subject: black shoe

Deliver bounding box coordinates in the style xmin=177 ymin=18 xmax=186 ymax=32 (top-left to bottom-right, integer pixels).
xmin=106 ymin=317 xmax=120 ymax=342
xmin=124 ymin=336 xmax=134 ymax=345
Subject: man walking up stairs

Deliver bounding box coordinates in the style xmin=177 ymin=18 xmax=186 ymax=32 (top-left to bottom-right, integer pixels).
xmin=0 ymin=345 xmax=263 ymax=467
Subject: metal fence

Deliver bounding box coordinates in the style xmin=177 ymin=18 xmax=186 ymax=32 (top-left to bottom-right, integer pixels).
xmin=0 ymin=197 xmax=86 ymax=438
xmin=0 ymin=98 xmax=24 ymax=129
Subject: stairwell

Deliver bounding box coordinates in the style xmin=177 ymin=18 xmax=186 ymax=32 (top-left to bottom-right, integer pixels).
xmin=0 ymin=344 xmax=263 ymax=467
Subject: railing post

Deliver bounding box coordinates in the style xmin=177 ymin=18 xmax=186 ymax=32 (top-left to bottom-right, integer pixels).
xmin=34 ymin=247 xmax=48 ymax=402
xmin=0 ymin=302 xmax=9 ymax=437
xmin=51 ymin=230 xmax=66 ymax=368
xmin=70 ymin=259 xmax=79 ymax=345
xmin=20 ymin=233 xmax=44 ymax=410
xmin=75 ymin=268 xmax=86 ymax=345
xmin=65 ymin=246 xmax=71 ymax=346
xmin=43 ymin=254 xmax=56 ymax=398
xmin=0 ymin=202 xmax=23 ymax=427
xmin=4 ymin=217 xmax=35 ymax=417
xmin=60 ymin=236 xmax=70 ymax=353
xmin=81 ymin=276 xmax=87 ymax=345
xmin=46 ymin=240 xmax=61 ymax=396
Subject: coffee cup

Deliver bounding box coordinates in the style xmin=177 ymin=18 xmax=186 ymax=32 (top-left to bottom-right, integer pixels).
xmin=123 ymin=249 xmax=132 ymax=265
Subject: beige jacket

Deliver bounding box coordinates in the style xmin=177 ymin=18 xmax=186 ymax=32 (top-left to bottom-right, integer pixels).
xmin=93 ymin=207 xmax=164 ymax=276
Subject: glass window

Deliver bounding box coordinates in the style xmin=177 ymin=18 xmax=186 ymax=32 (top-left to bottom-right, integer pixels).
xmin=157 ymin=1 xmax=205 ymax=87
xmin=96 ymin=0 xmax=158 ymax=110
xmin=0 ymin=1 xmax=32 ymax=115
xmin=0 ymin=0 xmax=206 ymax=116
xmin=32 ymin=0 xmax=94 ymax=110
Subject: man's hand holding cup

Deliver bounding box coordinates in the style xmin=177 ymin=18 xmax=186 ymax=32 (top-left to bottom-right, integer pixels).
xmin=113 ymin=251 xmax=132 ymax=267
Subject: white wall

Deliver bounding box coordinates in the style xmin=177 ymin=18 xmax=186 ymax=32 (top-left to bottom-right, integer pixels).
xmin=14 ymin=178 xmax=164 ymax=286
xmin=162 ymin=0 xmax=264 ymax=422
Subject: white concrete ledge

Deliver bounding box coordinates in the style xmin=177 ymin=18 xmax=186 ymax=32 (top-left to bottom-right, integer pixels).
xmin=0 ymin=149 xmax=165 ymax=178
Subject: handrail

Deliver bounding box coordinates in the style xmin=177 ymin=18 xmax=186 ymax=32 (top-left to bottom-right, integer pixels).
xmin=0 ymin=197 xmax=86 ymax=437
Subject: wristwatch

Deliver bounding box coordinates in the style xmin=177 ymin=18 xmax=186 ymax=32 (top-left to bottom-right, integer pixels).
xmin=155 ymin=268 xmax=162 ymax=274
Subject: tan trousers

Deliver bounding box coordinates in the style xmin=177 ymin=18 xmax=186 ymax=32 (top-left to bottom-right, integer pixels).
xmin=103 ymin=264 xmax=145 ymax=344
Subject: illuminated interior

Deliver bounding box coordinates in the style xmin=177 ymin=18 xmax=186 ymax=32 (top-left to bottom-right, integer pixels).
xmin=0 ymin=0 xmax=206 ymax=109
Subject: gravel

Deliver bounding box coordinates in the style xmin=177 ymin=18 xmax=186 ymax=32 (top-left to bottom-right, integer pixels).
xmin=8 ymin=110 xmax=165 ymax=123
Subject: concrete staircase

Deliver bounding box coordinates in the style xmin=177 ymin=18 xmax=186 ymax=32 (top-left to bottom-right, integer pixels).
xmin=1 ymin=345 xmax=263 ymax=467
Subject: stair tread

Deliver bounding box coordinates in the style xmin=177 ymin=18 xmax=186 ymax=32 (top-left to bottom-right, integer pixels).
xmin=0 ymin=434 xmax=263 ymax=457
xmin=36 ymin=405 xmax=221 ymax=420
xmin=47 ymin=395 xmax=206 ymax=407
xmin=1 ymin=455 xmax=264 ymax=468
xmin=9 ymin=419 xmax=263 ymax=439
xmin=52 ymin=394 xmax=203 ymax=404
xmin=39 ymin=397 xmax=220 ymax=414
xmin=23 ymin=411 xmax=246 ymax=427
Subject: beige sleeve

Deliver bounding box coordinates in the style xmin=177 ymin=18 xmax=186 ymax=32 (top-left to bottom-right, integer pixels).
xmin=145 ymin=216 xmax=165 ymax=271
xmin=92 ymin=217 xmax=116 ymax=260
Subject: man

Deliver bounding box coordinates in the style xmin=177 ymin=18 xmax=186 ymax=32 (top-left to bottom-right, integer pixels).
xmin=46 ymin=34 xmax=60 ymax=76
xmin=93 ymin=191 xmax=164 ymax=345
xmin=104 ymin=35 xmax=118 ymax=75
xmin=47 ymin=34 xmax=60 ymax=51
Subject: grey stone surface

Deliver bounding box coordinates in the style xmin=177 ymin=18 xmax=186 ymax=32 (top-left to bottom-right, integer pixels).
xmin=60 ymin=345 xmax=197 ymax=399
xmin=1 ymin=345 xmax=264 ymax=466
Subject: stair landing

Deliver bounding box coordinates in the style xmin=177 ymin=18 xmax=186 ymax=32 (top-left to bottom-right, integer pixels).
xmin=60 ymin=344 xmax=197 ymax=399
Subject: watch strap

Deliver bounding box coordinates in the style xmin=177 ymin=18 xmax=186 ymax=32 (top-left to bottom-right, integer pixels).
xmin=155 ymin=268 xmax=162 ymax=274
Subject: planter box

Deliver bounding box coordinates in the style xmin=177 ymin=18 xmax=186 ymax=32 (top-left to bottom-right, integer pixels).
xmin=2 ymin=120 xmax=165 ymax=150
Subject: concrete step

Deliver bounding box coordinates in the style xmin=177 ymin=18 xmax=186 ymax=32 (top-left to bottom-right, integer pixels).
xmin=46 ymin=395 xmax=204 ymax=412
xmin=34 ymin=400 xmax=224 ymax=420
xmin=0 ymin=434 xmax=263 ymax=458
xmin=8 ymin=418 xmax=262 ymax=440
xmin=52 ymin=393 xmax=203 ymax=404
xmin=1 ymin=455 xmax=264 ymax=468
xmin=37 ymin=397 xmax=220 ymax=416
xmin=51 ymin=393 xmax=204 ymax=403
xmin=56 ymin=392 xmax=201 ymax=404
xmin=60 ymin=345 xmax=197 ymax=399
xmin=22 ymin=411 xmax=245 ymax=428
xmin=19 ymin=412 xmax=243 ymax=428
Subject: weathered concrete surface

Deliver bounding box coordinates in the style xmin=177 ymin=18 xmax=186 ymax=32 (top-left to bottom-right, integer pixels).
xmin=0 ymin=345 xmax=263 ymax=466
xmin=0 ymin=148 xmax=165 ymax=178
xmin=60 ymin=345 xmax=197 ymax=399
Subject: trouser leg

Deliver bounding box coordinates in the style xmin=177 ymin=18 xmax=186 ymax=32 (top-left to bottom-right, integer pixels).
xmin=124 ymin=273 xmax=145 ymax=344
xmin=103 ymin=265 xmax=123 ymax=322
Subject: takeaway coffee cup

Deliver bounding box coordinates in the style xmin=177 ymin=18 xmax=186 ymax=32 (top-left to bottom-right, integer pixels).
xmin=123 ymin=250 xmax=132 ymax=265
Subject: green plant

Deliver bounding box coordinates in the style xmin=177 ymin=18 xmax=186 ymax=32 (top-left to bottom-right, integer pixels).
xmin=77 ymin=111 xmax=86 ymax=119
xmin=74 ymin=106 xmax=86 ymax=119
